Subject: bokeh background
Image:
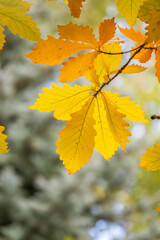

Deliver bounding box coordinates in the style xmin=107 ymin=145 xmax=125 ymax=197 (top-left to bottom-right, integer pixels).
xmin=0 ymin=0 xmax=160 ymax=239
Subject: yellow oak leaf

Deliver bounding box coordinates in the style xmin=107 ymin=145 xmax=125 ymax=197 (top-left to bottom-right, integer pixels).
xmin=140 ymin=144 xmax=160 ymax=171
xmin=56 ymin=97 xmax=96 ymax=174
xmin=155 ymin=47 xmax=160 ymax=83
xmin=99 ymin=18 xmax=116 ymax=46
xmin=0 ymin=0 xmax=40 ymax=43
xmin=115 ymin=0 xmax=145 ymax=26
xmin=101 ymin=91 xmax=131 ymax=150
xmin=26 ymin=19 xmax=117 ymax=82
xmin=0 ymin=126 xmax=9 ymax=154
xmin=118 ymin=26 xmax=146 ymax=44
xmin=29 ymin=84 xmax=92 ymax=121
xmin=0 ymin=26 xmax=5 ymax=50
xmin=146 ymin=9 xmax=160 ymax=43
xmin=94 ymin=96 xmax=119 ymax=160
xmin=84 ymin=67 xmax=101 ymax=89
xmin=60 ymin=52 xmax=98 ymax=82
xmin=94 ymin=42 xmax=122 ymax=83
xmin=120 ymin=64 xmax=147 ymax=74
xmin=106 ymin=92 xmax=148 ymax=123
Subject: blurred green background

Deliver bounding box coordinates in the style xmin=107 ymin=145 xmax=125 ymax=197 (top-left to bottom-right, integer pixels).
xmin=0 ymin=0 xmax=160 ymax=239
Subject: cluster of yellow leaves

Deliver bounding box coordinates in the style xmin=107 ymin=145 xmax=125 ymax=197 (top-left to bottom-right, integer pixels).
xmin=0 ymin=126 xmax=9 ymax=154
xmin=26 ymin=18 xmax=150 ymax=174
xmin=48 ymin=0 xmax=86 ymax=18
xmin=0 ymin=0 xmax=40 ymax=50
xmin=30 ymin=69 xmax=148 ymax=174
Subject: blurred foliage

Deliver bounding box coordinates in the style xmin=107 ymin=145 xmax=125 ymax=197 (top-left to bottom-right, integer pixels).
xmin=0 ymin=0 xmax=160 ymax=240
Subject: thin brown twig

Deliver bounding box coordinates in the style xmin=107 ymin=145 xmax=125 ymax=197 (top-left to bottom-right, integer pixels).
xmin=151 ymin=115 xmax=160 ymax=120
xmin=94 ymin=43 xmax=146 ymax=97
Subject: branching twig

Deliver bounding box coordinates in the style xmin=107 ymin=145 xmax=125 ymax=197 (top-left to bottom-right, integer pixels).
xmin=94 ymin=43 xmax=146 ymax=96
xmin=98 ymin=44 xmax=151 ymax=55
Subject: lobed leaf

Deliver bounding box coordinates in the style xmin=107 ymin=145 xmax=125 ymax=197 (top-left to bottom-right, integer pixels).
xmin=56 ymin=97 xmax=96 ymax=174
xmin=106 ymin=91 xmax=148 ymax=123
xmin=94 ymin=96 xmax=119 ymax=160
xmin=99 ymin=18 xmax=116 ymax=46
xmin=68 ymin=0 xmax=86 ymax=18
xmin=25 ymin=36 xmax=92 ymax=65
xmin=0 ymin=26 xmax=5 ymax=50
xmin=60 ymin=52 xmax=98 ymax=82
xmin=0 ymin=126 xmax=9 ymax=154
xmin=58 ymin=22 xmax=98 ymax=47
xmin=29 ymin=84 xmax=92 ymax=121
xmin=140 ymin=144 xmax=160 ymax=171
xmin=101 ymin=91 xmax=131 ymax=150
xmin=118 ymin=26 xmax=146 ymax=44
xmin=146 ymin=9 xmax=160 ymax=43
xmin=0 ymin=0 xmax=40 ymax=42
xmin=115 ymin=0 xmax=145 ymax=26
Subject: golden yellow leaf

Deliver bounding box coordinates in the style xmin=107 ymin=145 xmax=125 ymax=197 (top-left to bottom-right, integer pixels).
xmin=25 ymin=36 xmax=92 ymax=65
xmin=0 ymin=25 xmax=5 ymax=50
xmin=58 ymin=22 xmax=98 ymax=47
xmin=99 ymin=18 xmax=116 ymax=46
xmin=106 ymin=91 xmax=148 ymax=123
xmin=155 ymin=47 xmax=160 ymax=83
xmin=121 ymin=64 xmax=147 ymax=74
xmin=146 ymin=9 xmax=160 ymax=43
xmin=118 ymin=26 xmax=146 ymax=44
xmin=56 ymin=97 xmax=96 ymax=174
xmin=0 ymin=126 xmax=9 ymax=154
xmin=0 ymin=0 xmax=40 ymax=42
xmin=115 ymin=0 xmax=145 ymax=26
xmin=140 ymin=144 xmax=160 ymax=171
xmin=59 ymin=52 xmax=98 ymax=82
xmin=84 ymin=67 xmax=101 ymax=89
xmin=101 ymin=91 xmax=130 ymax=150
xmin=29 ymin=83 xmax=92 ymax=121
xmin=94 ymin=96 xmax=119 ymax=160
xmin=94 ymin=42 xmax=122 ymax=83
xmin=68 ymin=0 xmax=85 ymax=18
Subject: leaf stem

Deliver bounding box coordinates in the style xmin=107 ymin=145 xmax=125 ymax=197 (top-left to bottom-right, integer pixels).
xmin=94 ymin=43 xmax=146 ymax=96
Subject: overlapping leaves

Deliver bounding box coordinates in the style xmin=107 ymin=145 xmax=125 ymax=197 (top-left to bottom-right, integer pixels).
xmin=30 ymin=70 xmax=148 ymax=174
xmin=26 ymin=18 xmax=121 ymax=83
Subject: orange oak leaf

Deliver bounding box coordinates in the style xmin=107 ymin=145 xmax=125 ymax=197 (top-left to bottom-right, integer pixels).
xmin=99 ymin=18 xmax=116 ymax=46
xmin=118 ymin=26 xmax=146 ymax=44
xmin=156 ymin=208 xmax=160 ymax=213
xmin=68 ymin=0 xmax=86 ymax=18
xmin=133 ymin=44 xmax=154 ymax=63
xmin=26 ymin=18 xmax=118 ymax=82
